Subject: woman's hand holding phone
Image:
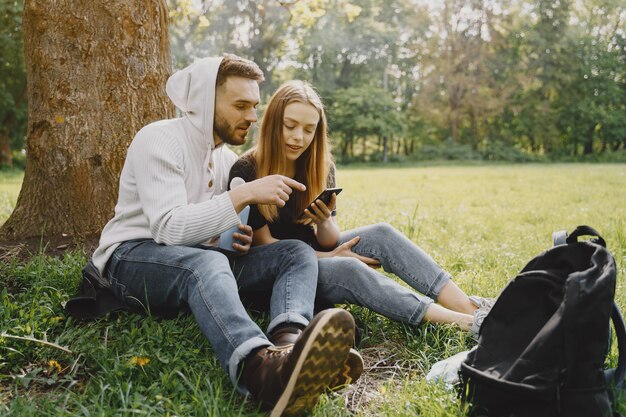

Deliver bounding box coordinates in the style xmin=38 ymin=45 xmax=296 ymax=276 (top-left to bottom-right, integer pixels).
xmin=298 ymin=188 xmax=342 ymax=226
xmin=302 ymin=193 xmax=337 ymax=226
xmin=298 ymin=188 xmax=342 ymax=249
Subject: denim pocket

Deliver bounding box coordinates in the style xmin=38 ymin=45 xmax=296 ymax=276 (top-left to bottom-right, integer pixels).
xmin=108 ymin=275 xmax=129 ymax=302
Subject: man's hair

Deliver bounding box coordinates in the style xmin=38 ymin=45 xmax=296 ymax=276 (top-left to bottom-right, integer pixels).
xmin=216 ymin=53 xmax=264 ymax=86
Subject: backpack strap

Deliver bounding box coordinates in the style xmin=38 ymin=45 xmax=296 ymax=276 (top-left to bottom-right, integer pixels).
xmin=605 ymin=302 xmax=626 ymax=417
xmin=565 ymin=225 xmax=606 ymax=247
xmin=608 ymin=302 xmax=626 ymax=391
xmin=65 ymin=260 xmax=128 ymax=320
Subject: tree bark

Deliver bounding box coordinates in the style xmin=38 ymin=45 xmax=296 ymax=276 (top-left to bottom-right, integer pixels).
xmin=583 ymin=126 xmax=595 ymax=155
xmin=382 ymin=136 xmax=388 ymax=162
xmin=1 ymin=0 xmax=173 ymax=240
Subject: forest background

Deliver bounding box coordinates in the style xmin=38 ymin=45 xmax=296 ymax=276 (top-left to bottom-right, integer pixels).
xmin=1 ymin=0 xmax=625 ymax=168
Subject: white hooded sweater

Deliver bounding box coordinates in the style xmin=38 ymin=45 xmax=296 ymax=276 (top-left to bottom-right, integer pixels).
xmin=92 ymin=57 xmax=241 ymax=274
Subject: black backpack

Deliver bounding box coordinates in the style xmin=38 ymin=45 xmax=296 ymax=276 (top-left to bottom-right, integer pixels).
xmin=459 ymin=225 xmax=625 ymax=417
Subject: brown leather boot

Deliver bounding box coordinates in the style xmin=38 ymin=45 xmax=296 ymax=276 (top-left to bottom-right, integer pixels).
xmin=329 ymin=347 xmax=364 ymax=388
xmin=243 ymin=308 xmax=355 ymax=417
xmin=269 ymin=324 xmax=364 ymax=390
xmin=268 ymin=326 xmax=302 ymax=346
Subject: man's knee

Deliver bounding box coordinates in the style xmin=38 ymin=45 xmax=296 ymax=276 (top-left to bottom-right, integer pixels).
xmin=268 ymin=240 xmax=318 ymax=284
xmin=274 ymin=239 xmax=317 ymax=263
xmin=186 ymin=249 xmax=235 ymax=286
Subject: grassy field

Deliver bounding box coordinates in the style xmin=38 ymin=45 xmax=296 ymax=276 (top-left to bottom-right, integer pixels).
xmin=1 ymin=164 xmax=626 ymax=416
xmin=0 ymin=170 xmax=23 ymax=225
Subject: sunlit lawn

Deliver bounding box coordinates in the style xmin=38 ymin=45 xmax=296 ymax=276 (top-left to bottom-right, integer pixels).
xmin=338 ymin=164 xmax=626 ymax=301
xmin=1 ymin=163 xmax=625 ymax=416
xmin=0 ymin=170 xmax=22 ymax=225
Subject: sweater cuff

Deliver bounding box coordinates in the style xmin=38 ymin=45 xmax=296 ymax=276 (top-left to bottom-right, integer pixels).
xmin=212 ymin=191 xmax=241 ymax=233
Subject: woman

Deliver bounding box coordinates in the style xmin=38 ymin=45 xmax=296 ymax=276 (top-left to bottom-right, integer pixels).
xmin=228 ymin=80 xmax=493 ymax=340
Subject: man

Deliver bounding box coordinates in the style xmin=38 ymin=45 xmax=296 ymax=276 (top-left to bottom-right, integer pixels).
xmin=88 ymin=54 xmax=358 ymax=416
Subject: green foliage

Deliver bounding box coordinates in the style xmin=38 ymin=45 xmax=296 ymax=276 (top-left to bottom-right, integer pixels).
xmin=5 ymin=0 xmax=625 ymax=164
xmin=406 ymin=141 xmax=540 ymax=163
xmin=2 ymin=164 xmax=626 ymax=415
xmin=8 ymin=149 xmax=26 ymax=170
xmin=167 ymin=0 xmax=294 ymax=97
xmin=0 ymin=0 xmax=27 ymax=167
xmin=328 ymin=85 xmax=406 ymax=162
xmin=410 ymin=142 xmax=482 ymax=162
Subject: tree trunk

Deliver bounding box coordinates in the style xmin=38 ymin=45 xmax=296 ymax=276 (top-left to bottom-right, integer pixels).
xmin=582 ymin=125 xmax=596 ymax=155
xmin=362 ymin=137 xmax=367 ymax=159
xmin=0 ymin=123 xmax=13 ymax=168
xmin=450 ymin=110 xmax=459 ymax=142
xmin=1 ymin=0 xmax=173 ymax=240
xmin=382 ymin=136 xmax=388 ymax=162
xmin=341 ymin=136 xmax=350 ymax=163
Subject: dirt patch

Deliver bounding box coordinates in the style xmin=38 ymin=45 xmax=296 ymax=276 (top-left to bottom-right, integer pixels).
xmin=340 ymin=345 xmax=423 ymax=412
xmin=0 ymin=233 xmax=100 ymax=262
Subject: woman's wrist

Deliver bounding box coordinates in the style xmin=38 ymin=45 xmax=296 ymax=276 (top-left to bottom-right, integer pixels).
xmin=315 ymin=220 xmax=339 ymax=248
xmin=316 ymin=216 xmax=336 ymax=230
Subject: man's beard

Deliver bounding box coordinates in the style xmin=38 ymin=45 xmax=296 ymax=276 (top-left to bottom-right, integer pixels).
xmin=214 ymin=114 xmax=249 ymax=146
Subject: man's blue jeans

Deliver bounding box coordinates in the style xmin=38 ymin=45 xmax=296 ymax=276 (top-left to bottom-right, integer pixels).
xmin=316 ymin=223 xmax=451 ymax=325
xmin=105 ymin=238 xmax=318 ymax=392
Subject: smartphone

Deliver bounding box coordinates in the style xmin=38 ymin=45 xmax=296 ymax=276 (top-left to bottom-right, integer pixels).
xmin=299 ymin=188 xmax=342 ymax=218
xmin=218 ymin=205 xmax=250 ymax=252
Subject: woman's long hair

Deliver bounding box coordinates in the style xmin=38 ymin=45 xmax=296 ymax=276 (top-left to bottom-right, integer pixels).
xmin=254 ymin=80 xmax=332 ymax=222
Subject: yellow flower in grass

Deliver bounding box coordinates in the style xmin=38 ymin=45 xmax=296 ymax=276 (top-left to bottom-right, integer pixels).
xmin=130 ymin=356 xmax=150 ymax=367
xmin=48 ymin=360 xmax=62 ymax=373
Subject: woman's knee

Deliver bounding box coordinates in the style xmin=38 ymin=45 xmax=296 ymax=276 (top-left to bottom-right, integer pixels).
xmin=372 ymin=222 xmax=397 ymax=236
xmin=354 ymin=223 xmax=404 ymax=254
xmin=317 ymin=257 xmax=376 ymax=305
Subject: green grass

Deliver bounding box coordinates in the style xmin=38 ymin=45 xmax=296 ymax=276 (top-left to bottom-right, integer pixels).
xmin=0 ymin=169 xmax=23 ymax=225
xmin=1 ymin=163 xmax=626 ymax=416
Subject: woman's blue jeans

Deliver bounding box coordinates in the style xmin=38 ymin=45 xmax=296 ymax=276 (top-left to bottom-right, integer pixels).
xmin=316 ymin=223 xmax=451 ymax=325
xmin=105 ymin=238 xmax=318 ymax=392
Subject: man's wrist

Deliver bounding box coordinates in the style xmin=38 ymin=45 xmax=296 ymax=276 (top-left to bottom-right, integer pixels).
xmin=228 ymin=184 xmax=252 ymax=212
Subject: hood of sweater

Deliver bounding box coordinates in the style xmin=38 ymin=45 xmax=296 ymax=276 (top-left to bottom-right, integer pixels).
xmin=165 ymin=57 xmax=223 ymax=150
